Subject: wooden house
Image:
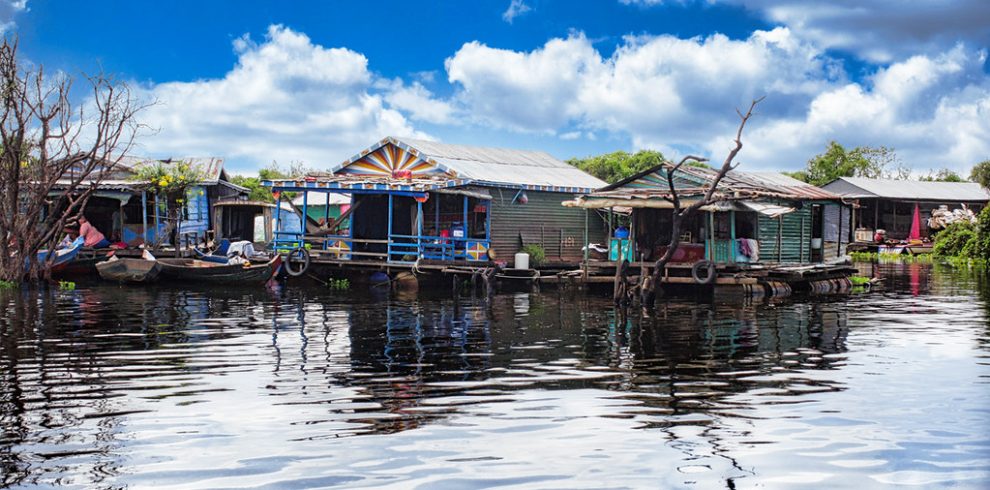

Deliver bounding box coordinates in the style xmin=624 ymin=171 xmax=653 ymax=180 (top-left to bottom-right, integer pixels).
xmin=565 ymin=163 xmax=852 ymax=266
xmin=52 ymin=157 xmax=245 ymax=249
xmin=821 ymin=177 xmax=990 ymax=242
xmin=263 ymin=137 xmax=608 ymax=267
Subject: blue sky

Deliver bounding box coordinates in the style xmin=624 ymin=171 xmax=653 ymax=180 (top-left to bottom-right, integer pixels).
xmin=6 ymin=0 xmax=990 ymax=174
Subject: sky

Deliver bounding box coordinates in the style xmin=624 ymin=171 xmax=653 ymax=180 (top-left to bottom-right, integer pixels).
xmin=4 ymin=0 xmax=990 ymax=175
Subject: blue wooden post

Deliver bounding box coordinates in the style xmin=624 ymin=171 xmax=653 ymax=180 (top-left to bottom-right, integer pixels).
xmin=141 ymin=190 xmax=148 ymax=246
xmin=485 ymin=199 xmax=492 ymax=241
xmin=417 ymin=199 xmax=423 ymax=257
xmin=730 ymin=210 xmax=737 ymax=263
xmin=387 ymin=193 xmax=394 ymax=262
xmin=301 ymin=191 xmax=308 ymax=249
xmin=274 ymin=190 xmax=282 ymax=249
xmin=462 ymin=195 xmax=468 ymax=259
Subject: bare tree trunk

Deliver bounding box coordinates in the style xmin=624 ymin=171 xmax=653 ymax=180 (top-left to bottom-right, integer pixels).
xmin=644 ymin=97 xmax=764 ymax=306
xmin=0 ymin=38 xmax=145 ymax=282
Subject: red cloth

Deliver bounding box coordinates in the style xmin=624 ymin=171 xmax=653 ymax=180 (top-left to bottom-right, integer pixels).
xmin=908 ymin=203 xmax=922 ymax=241
xmin=79 ymin=221 xmax=106 ymax=247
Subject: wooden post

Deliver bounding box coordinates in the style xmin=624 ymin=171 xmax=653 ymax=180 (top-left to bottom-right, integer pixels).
xmin=141 ymin=190 xmax=148 ymax=247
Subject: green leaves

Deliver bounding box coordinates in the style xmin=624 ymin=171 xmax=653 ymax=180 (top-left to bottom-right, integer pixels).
xmin=567 ymin=150 xmax=671 ymax=184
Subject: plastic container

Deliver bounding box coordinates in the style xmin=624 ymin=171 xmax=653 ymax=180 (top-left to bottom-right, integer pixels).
xmin=514 ymin=252 xmax=530 ymax=270
xmin=810 ymin=238 xmax=822 ymax=249
xmin=614 ymin=227 xmax=630 ymax=239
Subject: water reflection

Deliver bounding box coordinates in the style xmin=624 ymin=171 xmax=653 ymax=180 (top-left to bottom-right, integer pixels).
xmin=0 ymin=270 xmax=987 ymax=488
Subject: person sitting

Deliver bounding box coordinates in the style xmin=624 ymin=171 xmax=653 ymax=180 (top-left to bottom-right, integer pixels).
xmin=78 ymin=216 xmax=111 ymax=248
xmin=58 ymin=225 xmax=79 ymax=249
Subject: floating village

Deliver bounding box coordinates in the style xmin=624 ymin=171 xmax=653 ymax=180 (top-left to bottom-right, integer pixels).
xmin=36 ymin=135 xmax=990 ymax=300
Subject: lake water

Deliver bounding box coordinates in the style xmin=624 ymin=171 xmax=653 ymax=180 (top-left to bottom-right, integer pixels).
xmin=1 ymin=263 xmax=989 ymax=489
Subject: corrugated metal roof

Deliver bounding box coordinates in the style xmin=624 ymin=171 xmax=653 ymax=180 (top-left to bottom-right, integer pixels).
xmin=333 ymin=136 xmax=606 ymax=191
xmin=822 ymin=177 xmax=990 ymax=201
xmin=597 ymin=163 xmax=839 ymax=202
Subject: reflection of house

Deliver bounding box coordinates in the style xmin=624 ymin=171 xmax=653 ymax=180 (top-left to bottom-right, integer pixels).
xmin=53 ymin=157 xmax=245 ymax=248
xmin=567 ymin=164 xmax=851 ymax=265
xmin=821 ymin=177 xmax=990 ymax=241
xmin=263 ymin=137 xmax=607 ymax=266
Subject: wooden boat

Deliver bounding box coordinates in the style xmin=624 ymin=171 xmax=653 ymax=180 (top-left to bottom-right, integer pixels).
xmin=53 ymin=249 xmax=116 ymax=278
xmin=96 ymin=257 xmax=162 ymax=283
xmin=27 ymin=240 xmax=82 ymax=274
xmin=156 ymin=255 xmax=282 ymax=285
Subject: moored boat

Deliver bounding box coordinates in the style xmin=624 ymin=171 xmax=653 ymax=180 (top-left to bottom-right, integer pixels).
xmin=156 ymin=255 xmax=282 ymax=285
xmin=96 ymin=257 xmax=162 ymax=283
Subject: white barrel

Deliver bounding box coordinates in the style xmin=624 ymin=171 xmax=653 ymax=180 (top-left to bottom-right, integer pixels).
xmin=811 ymin=238 xmax=822 ymax=249
xmin=514 ymin=252 xmax=530 ymax=270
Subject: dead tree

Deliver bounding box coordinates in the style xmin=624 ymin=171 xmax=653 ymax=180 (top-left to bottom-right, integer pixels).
xmin=641 ymin=97 xmax=765 ymax=305
xmin=0 ymin=38 xmax=144 ymax=281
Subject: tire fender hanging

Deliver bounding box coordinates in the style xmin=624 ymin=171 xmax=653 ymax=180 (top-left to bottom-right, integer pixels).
xmin=691 ymin=260 xmax=716 ymax=284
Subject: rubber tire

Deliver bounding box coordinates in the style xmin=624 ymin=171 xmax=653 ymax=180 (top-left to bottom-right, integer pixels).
xmin=691 ymin=260 xmax=716 ymax=284
xmin=285 ymin=247 xmax=310 ymax=277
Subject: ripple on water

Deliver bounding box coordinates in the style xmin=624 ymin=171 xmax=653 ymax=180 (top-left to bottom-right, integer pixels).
xmin=0 ymin=266 xmax=988 ymax=488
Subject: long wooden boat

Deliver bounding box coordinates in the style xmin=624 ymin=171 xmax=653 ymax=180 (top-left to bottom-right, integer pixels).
xmin=96 ymin=257 xmax=162 ymax=283
xmin=156 ymin=255 xmax=282 ymax=285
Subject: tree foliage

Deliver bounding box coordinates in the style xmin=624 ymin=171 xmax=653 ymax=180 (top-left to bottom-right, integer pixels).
xmin=791 ymin=141 xmax=909 ymax=186
xmin=229 ymin=161 xmax=310 ymax=203
xmin=969 ymin=160 xmax=990 ymax=189
xmin=919 ymin=168 xmax=966 ymax=182
xmin=568 ymin=150 xmax=669 ymax=184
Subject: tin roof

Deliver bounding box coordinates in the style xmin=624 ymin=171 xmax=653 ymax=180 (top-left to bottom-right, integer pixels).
xmin=331 ymin=136 xmax=606 ymax=192
xmin=263 ymin=174 xmax=471 ymax=195
xmin=822 ymin=177 xmax=990 ymax=201
xmin=55 ymin=156 xmax=229 ymax=189
xmin=595 ymin=163 xmax=840 ymax=202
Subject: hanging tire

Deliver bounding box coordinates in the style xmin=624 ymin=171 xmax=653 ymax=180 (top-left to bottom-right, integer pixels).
xmin=285 ymin=247 xmax=310 ymax=277
xmin=691 ymin=260 xmax=716 ymax=284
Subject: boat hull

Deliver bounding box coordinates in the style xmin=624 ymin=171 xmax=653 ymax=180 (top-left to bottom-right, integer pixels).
xmin=157 ymin=256 xmax=282 ymax=285
xmin=96 ymin=258 xmax=162 ymax=283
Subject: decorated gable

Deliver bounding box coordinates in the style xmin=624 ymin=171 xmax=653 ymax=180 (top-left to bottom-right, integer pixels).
xmin=337 ymin=140 xmax=450 ymax=178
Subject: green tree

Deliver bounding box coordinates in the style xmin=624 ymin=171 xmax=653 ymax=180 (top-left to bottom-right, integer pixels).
xmin=970 ymin=160 xmax=990 ymax=188
xmin=919 ymin=168 xmax=966 ymax=182
xmin=568 ymin=150 xmax=672 ymax=184
xmin=797 ymin=141 xmax=908 ymax=186
xmin=229 ymin=161 xmax=310 ymax=203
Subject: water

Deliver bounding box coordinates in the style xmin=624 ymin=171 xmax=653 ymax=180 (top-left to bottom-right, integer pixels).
xmin=1 ymin=263 xmax=988 ymax=489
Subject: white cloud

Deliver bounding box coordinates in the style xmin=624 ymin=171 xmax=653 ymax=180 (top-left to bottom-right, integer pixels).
xmin=502 ymin=0 xmax=532 ymax=24
xmin=385 ymin=81 xmax=456 ymax=125
xmin=721 ymin=0 xmax=990 ymax=63
xmin=136 ymin=25 xmax=429 ymax=172
xmin=443 ymin=29 xmax=990 ymax=172
xmin=0 ymin=0 xmax=27 ymax=34
xmin=741 ymin=46 xmax=990 ymax=173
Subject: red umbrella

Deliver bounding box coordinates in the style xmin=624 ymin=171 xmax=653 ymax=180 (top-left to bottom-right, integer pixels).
xmin=908 ymin=203 xmax=922 ymax=241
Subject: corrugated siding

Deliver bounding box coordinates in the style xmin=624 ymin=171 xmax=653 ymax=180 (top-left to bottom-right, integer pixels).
xmin=489 ymin=189 xmax=606 ymax=263
xmin=758 ymin=206 xmax=812 ymax=264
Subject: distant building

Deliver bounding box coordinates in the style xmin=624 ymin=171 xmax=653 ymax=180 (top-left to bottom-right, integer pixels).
xmin=567 ymin=164 xmax=852 ymax=265
xmin=263 ymin=136 xmax=607 ymax=266
xmin=822 ymin=177 xmax=990 ymax=241
xmin=52 ymin=157 xmax=245 ymax=248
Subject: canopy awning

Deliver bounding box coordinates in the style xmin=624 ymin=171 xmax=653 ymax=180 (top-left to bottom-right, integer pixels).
xmin=739 ymin=201 xmax=796 ymax=217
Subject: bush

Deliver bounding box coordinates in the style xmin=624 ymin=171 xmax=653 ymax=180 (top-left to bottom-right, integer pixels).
xmin=932 ymin=221 xmax=977 ymax=258
xmin=520 ymin=244 xmax=546 ymax=266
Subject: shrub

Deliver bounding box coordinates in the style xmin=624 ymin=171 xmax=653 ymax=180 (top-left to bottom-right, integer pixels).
xmin=520 ymin=244 xmax=546 ymax=266
xmin=932 ymin=221 xmax=977 ymax=258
